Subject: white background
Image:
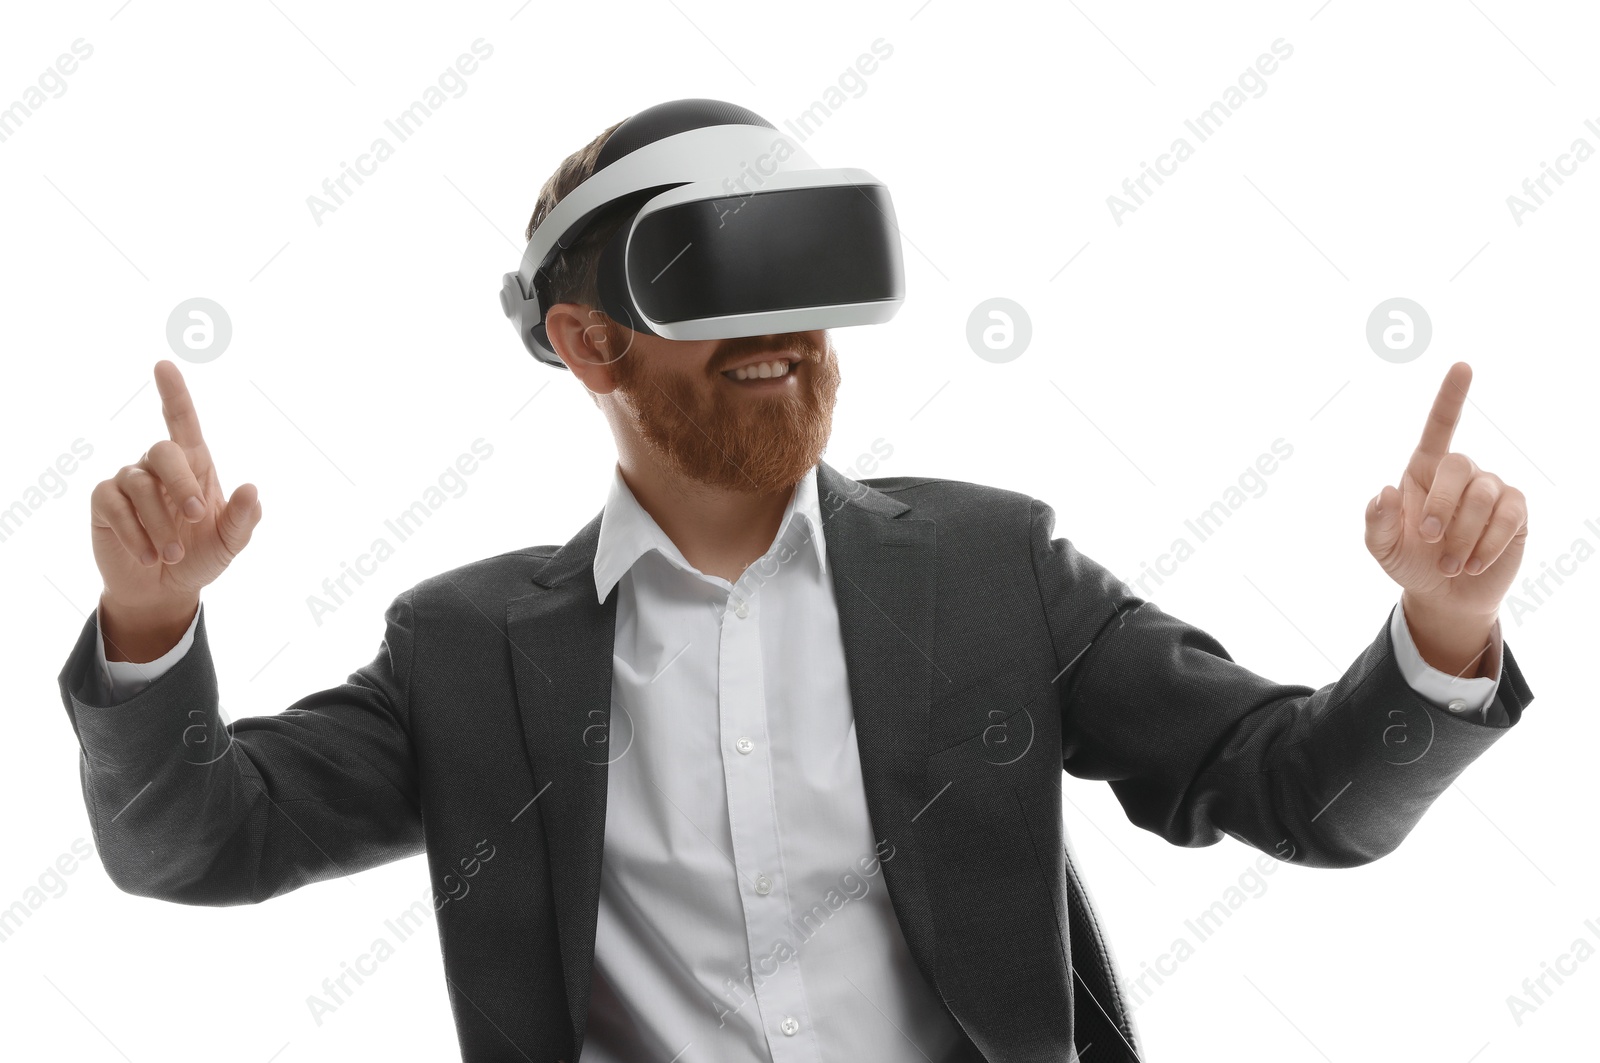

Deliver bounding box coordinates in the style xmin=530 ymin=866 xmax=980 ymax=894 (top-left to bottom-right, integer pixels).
xmin=2 ymin=0 xmax=1595 ymax=1060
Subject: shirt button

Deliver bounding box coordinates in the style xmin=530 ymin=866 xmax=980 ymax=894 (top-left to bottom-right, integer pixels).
xmin=780 ymin=1016 xmax=799 ymax=1036
xmin=736 ymin=737 xmax=754 ymax=754
xmin=1446 ymin=698 xmax=1468 ymax=713
xmin=754 ymin=875 xmax=771 ymax=895
xmin=732 ymin=597 xmax=749 ymax=619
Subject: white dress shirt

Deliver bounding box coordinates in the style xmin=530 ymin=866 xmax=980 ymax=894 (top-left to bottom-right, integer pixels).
xmin=577 ymin=461 xmax=967 ymax=1061
xmin=93 ymin=463 xmax=1505 ymax=1061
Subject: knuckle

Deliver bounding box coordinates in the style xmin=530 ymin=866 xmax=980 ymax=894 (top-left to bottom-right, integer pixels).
xmin=118 ymin=512 xmax=150 ymax=540
xmin=128 ymin=481 xmax=171 ymax=520
xmin=150 ymin=440 xmax=194 ymax=481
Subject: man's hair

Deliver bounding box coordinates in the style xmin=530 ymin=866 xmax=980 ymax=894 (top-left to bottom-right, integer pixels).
xmin=524 ymin=117 xmax=629 ymax=318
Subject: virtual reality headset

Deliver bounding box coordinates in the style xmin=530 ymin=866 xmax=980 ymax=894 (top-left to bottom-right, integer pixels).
xmin=500 ymin=98 xmax=906 ymax=370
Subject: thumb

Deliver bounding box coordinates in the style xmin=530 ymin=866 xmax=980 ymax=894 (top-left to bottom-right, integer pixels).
xmin=217 ymin=482 xmax=262 ymax=557
xmin=1364 ymin=483 xmax=1402 ymax=565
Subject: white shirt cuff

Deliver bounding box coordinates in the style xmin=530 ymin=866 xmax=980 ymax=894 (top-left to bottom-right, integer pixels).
xmin=1389 ymin=597 xmax=1504 ymax=725
xmin=95 ymin=598 xmax=202 ymax=703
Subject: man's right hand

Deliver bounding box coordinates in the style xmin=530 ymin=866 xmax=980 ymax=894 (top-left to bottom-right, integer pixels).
xmin=91 ymin=360 xmax=262 ymax=661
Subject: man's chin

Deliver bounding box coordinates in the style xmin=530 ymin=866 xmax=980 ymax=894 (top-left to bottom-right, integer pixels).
xmin=671 ymin=436 xmax=829 ymax=495
xmin=664 ymin=416 xmax=831 ymax=495
xmin=615 ymin=353 xmax=838 ymax=493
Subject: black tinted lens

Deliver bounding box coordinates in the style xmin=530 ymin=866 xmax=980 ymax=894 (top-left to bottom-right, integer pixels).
xmin=627 ymin=184 xmax=902 ymax=324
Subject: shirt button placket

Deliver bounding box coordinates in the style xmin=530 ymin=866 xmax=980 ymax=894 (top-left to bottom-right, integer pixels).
xmin=719 ymin=584 xmax=815 ymax=1060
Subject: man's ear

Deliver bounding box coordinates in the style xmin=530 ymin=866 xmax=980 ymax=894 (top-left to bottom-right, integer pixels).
xmin=544 ymin=303 xmax=626 ymax=396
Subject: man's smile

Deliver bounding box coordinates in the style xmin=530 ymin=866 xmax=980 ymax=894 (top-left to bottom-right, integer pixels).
xmin=720 ymin=358 xmax=800 ymax=387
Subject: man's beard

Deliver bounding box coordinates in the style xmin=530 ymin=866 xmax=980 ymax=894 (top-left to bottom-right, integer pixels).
xmin=603 ymin=319 xmax=841 ymax=494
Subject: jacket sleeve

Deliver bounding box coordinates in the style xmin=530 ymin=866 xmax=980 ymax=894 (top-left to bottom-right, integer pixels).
xmin=1028 ymin=497 xmax=1535 ymax=868
xmin=56 ymin=590 xmax=425 ymax=904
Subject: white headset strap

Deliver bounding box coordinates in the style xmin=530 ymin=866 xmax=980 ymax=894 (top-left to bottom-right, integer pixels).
xmin=516 ymin=124 xmax=819 ymax=289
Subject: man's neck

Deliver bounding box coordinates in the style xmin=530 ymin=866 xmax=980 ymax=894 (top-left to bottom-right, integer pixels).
xmin=616 ymin=458 xmax=803 ymax=584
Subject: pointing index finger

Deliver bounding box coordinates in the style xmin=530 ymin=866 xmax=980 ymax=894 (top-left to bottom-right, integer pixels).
xmin=154 ymin=359 xmax=206 ymax=449
xmin=1408 ymin=361 xmax=1471 ymax=481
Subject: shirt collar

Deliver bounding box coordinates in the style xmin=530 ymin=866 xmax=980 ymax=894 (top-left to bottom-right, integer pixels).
xmin=592 ymin=462 xmax=827 ymax=604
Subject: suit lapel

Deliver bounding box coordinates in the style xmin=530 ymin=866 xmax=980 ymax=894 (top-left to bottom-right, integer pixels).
xmin=506 ymin=508 xmax=616 ymax=1052
xmin=504 ymin=460 xmax=941 ymax=1053
xmin=814 ymin=461 xmax=941 ymax=988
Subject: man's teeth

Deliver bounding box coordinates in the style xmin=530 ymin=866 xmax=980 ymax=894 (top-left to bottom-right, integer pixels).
xmin=723 ymin=360 xmax=793 ymax=381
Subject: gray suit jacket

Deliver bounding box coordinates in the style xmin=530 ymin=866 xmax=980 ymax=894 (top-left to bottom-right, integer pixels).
xmin=57 ymin=460 xmax=1533 ymax=1062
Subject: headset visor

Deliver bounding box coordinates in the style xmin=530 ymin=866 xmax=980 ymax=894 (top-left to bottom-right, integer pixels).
xmin=625 ymin=183 xmax=902 ymax=328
